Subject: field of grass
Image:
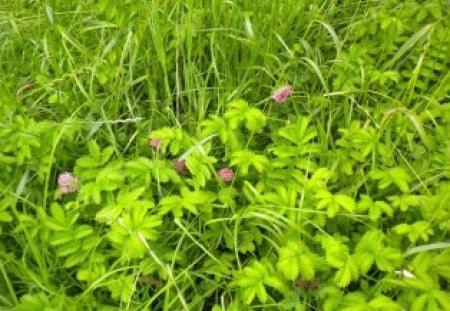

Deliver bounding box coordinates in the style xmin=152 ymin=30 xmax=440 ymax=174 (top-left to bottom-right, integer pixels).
xmin=1 ymin=0 xmax=449 ymax=310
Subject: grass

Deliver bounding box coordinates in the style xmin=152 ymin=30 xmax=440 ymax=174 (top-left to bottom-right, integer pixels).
xmin=1 ymin=0 xmax=449 ymax=310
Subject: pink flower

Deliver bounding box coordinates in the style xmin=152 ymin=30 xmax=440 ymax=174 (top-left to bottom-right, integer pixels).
xmin=57 ymin=172 xmax=78 ymax=194
xmin=173 ymin=159 xmax=187 ymax=173
xmin=218 ymin=168 xmax=234 ymax=182
xmin=149 ymin=138 xmax=162 ymax=149
xmin=272 ymin=85 xmax=293 ymax=103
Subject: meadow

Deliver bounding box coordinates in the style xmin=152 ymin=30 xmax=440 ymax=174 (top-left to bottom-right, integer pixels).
xmin=0 ymin=0 xmax=449 ymax=310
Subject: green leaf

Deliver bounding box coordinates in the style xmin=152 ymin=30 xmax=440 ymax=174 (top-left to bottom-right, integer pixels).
xmin=149 ymin=127 xmax=185 ymax=154
xmin=298 ymin=254 xmax=315 ymax=280
xmin=224 ymin=99 xmax=249 ymax=129
xmin=73 ymin=225 xmax=93 ymax=239
xmin=371 ymin=167 xmax=411 ymax=192
xmin=45 ymin=204 xmax=78 ymax=231
xmin=180 ymin=188 xmax=216 ymax=215
xmin=201 ymin=116 xmax=232 ymax=144
xmin=231 ymin=260 xmax=278 ymax=305
xmin=45 ymin=217 xmax=68 ymax=232
xmin=230 ymin=150 xmax=269 ymax=175
xmin=277 ymin=246 xmax=299 ymax=280
xmin=354 ymin=230 xmax=401 ymax=273
xmin=278 ymin=118 xmax=317 ymax=145
xmin=277 ymin=240 xmax=317 ymax=281
xmin=101 ymin=146 xmax=114 ymax=165
xmin=96 ymin=165 xmax=124 ymax=191
xmin=185 ymin=149 xmax=216 ymax=188
xmin=108 ymin=275 xmax=136 ymax=302
xmin=244 ymin=107 xmax=267 ymax=133
xmin=394 ymin=221 xmax=434 ymax=243
xmin=255 ymin=283 xmax=267 ymax=303
xmin=358 ymin=196 xmax=394 ymax=220
xmin=322 ymin=237 xmax=350 ymax=268
xmin=265 ymin=275 xmax=289 ymax=294
xmin=117 ymin=187 xmax=145 ymax=204
xmin=159 ymin=188 xmax=214 ymax=218
xmin=96 ymin=203 xmax=123 ymax=222
xmin=369 ymin=295 xmax=403 ymax=310
xmin=375 ymin=247 xmax=401 ymax=272
xmin=388 ymin=195 xmax=420 ymax=212
xmin=87 ymin=140 xmax=101 ymax=160
xmin=405 ymin=242 xmax=450 ymax=257
xmin=321 ymin=287 xmax=343 ymax=311
xmin=55 ymin=240 xmax=80 ymax=257
xmin=76 ymin=156 xmax=100 ymax=168
xmin=334 ymin=258 xmax=358 ymax=288
xmin=334 ymin=195 xmax=355 ymax=213
xmin=223 ymin=99 xmax=266 ymax=133
xmin=64 ymin=250 xmax=87 ymax=267
xmin=354 ymin=252 xmax=374 ymax=275
xmin=315 ymin=190 xmax=355 ymax=217
xmin=433 ymin=290 xmax=450 ymax=310
xmin=158 ymin=195 xmax=184 ymax=217
xmin=49 ymin=232 xmax=73 ymax=246
xmin=383 ymin=24 xmax=434 ymax=70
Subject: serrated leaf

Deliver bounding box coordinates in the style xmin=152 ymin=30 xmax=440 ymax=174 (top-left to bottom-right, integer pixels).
xmin=117 ymin=187 xmax=145 ymax=204
xmin=81 ymin=235 xmax=101 ymax=250
xmin=201 ymin=116 xmax=229 ymax=142
xmin=354 ymin=252 xmax=374 ymax=274
xmin=73 ymin=225 xmax=93 ymax=239
xmin=101 ymin=146 xmax=114 ymax=165
xmin=49 ymin=203 xmax=67 ymax=224
xmin=64 ymin=250 xmax=87 ymax=267
xmin=96 ymin=204 xmax=123 ymax=222
xmin=334 ymin=259 xmax=358 ymax=288
xmin=56 ymin=240 xmax=80 ymax=257
xmin=375 ymin=247 xmax=401 ymax=272
xmin=230 ymin=150 xmax=269 ymax=175
xmin=278 ymin=117 xmax=317 ymax=145
xmin=277 ymin=247 xmax=299 ymax=280
xmin=231 ymin=260 xmax=274 ymax=305
xmin=298 ymin=254 xmax=315 ymax=280
xmin=369 ymin=295 xmax=402 ymax=310
xmin=243 ymin=287 xmax=256 ymax=305
xmin=371 ymin=167 xmax=411 ymax=193
xmin=255 ymin=283 xmax=267 ymax=303
xmin=334 ymin=195 xmax=355 ymax=213
xmin=87 ymin=140 xmax=101 ymax=160
xmin=49 ymin=232 xmax=73 ymax=246
xmin=224 ymin=99 xmax=249 ymax=129
xmin=45 ymin=218 xmax=68 ymax=231
xmin=334 ymin=264 xmax=352 ymax=288
xmin=265 ymin=276 xmax=289 ymax=293
xmin=244 ymin=108 xmax=267 ymax=133
xmin=322 ymin=238 xmax=350 ymax=268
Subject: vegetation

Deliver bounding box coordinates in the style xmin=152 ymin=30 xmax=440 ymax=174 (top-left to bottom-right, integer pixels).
xmin=1 ymin=0 xmax=449 ymax=310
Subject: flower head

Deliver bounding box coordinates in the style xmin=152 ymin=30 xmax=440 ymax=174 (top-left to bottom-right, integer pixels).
xmin=173 ymin=159 xmax=187 ymax=173
xmin=218 ymin=168 xmax=234 ymax=182
xmin=57 ymin=172 xmax=78 ymax=194
xmin=149 ymin=138 xmax=162 ymax=149
xmin=272 ymin=85 xmax=293 ymax=103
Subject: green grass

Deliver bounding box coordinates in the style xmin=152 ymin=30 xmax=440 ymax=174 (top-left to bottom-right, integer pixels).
xmin=1 ymin=0 xmax=449 ymax=310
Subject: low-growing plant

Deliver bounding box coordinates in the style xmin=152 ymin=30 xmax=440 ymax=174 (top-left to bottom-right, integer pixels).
xmin=4 ymin=96 xmax=449 ymax=310
xmin=0 ymin=0 xmax=449 ymax=310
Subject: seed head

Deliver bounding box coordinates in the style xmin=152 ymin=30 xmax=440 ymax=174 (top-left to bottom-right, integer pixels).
xmin=173 ymin=159 xmax=187 ymax=173
xmin=149 ymin=138 xmax=162 ymax=149
xmin=57 ymin=172 xmax=78 ymax=194
xmin=272 ymin=85 xmax=293 ymax=103
xmin=218 ymin=168 xmax=234 ymax=182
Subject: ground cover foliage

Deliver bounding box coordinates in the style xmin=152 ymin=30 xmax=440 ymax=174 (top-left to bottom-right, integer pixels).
xmin=0 ymin=0 xmax=449 ymax=310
